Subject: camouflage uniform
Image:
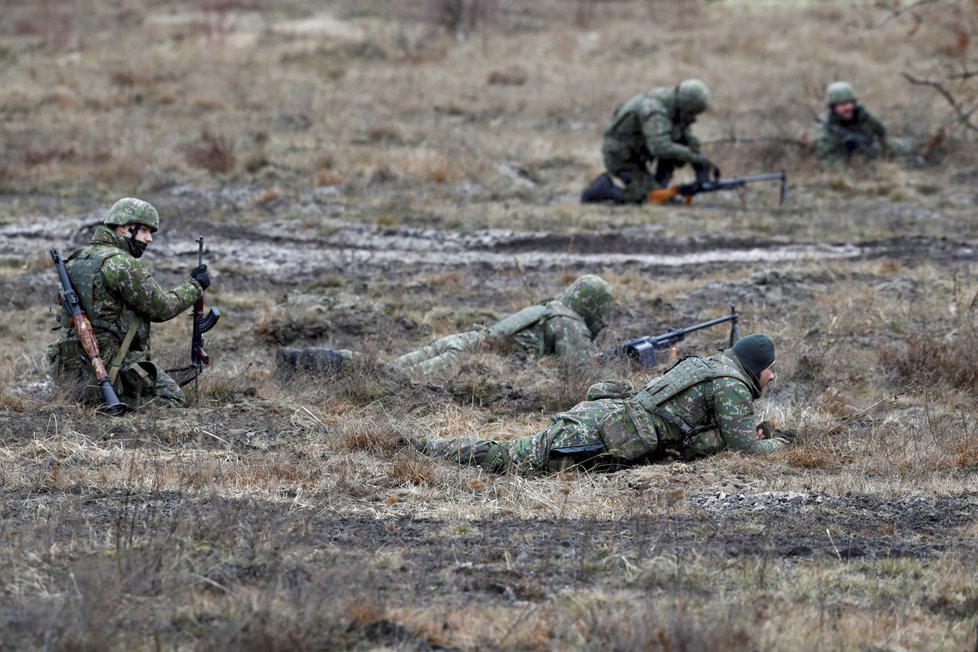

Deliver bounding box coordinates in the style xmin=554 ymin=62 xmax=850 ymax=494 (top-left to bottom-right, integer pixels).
xmin=414 ymin=344 xmax=787 ymax=474
xmin=279 ymin=275 xmax=612 ymax=377
xmin=814 ymin=107 xmax=890 ymax=164
xmin=48 ymin=202 xmax=204 ymax=409
xmin=583 ymin=79 xmax=714 ymax=204
xmin=814 ymin=81 xmax=912 ymax=164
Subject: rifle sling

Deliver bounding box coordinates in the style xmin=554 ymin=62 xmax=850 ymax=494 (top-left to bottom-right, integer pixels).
xmin=108 ymin=315 xmax=142 ymax=384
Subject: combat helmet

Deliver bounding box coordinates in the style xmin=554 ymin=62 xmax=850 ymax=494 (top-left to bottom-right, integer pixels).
xmin=825 ymin=81 xmax=856 ymax=107
xmin=676 ymin=79 xmax=711 ymax=115
xmin=104 ymin=197 xmax=160 ymax=233
xmin=561 ymin=274 xmax=612 ymax=336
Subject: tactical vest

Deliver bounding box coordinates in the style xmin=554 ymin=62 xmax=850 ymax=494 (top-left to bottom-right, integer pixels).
xmin=61 ymin=247 xmax=139 ymax=346
xmin=488 ymin=301 xmax=585 ymax=355
xmin=631 ymin=355 xmax=751 ymax=442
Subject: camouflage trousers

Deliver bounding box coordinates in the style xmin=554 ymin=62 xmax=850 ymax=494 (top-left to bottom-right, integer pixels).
xmin=414 ymin=398 xmax=660 ymax=474
xmin=49 ymin=339 xmax=186 ymax=409
xmin=390 ymin=329 xmax=486 ymax=376
xmin=602 ymin=137 xmax=684 ymax=204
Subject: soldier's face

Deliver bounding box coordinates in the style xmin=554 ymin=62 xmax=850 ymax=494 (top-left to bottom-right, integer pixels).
xmin=832 ymin=101 xmax=856 ymax=120
xmin=117 ymin=224 xmax=154 ymax=245
xmin=759 ymin=363 xmax=776 ymax=391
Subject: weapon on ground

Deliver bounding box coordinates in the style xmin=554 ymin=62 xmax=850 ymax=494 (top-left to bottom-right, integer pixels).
xmin=50 ymin=248 xmax=128 ymax=416
xmin=648 ymin=171 xmax=787 ymax=206
xmin=168 ymin=236 xmax=220 ymax=388
xmin=604 ymin=305 xmax=741 ymax=367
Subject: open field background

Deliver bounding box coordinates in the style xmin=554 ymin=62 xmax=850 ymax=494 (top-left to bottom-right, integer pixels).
xmin=2 ymin=0 xmax=978 ymax=649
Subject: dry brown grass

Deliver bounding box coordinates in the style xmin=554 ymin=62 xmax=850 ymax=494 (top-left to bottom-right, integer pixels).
xmin=3 ymin=1 xmax=978 ymax=650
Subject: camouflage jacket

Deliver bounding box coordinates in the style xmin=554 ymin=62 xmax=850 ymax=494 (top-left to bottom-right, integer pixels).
xmin=814 ymin=105 xmax=888 ymax=163
xmin=53 ymin=226 xmax=203 ymax=359
xmin=631 ymin=352 xmax=784 ymax=458
xmin=488 ymin=300 xmax=595 ymax=366
xmin=603 ymin=86 xmax=702 ymax=164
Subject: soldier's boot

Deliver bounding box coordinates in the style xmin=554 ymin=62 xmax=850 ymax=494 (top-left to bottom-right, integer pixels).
xmin=580 ymin=172 xmax=624 ymax=204
xmin=277 ymin=346 xmax=350 ymax=374
xmin=411 ymin=437 xmax=512 ymax=474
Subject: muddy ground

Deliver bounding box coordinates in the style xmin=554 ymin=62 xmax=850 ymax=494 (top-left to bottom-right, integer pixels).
xmin=3 ymin=0 xmax=978 ymax=648
xmin=2 ymin=178 xmax=978 ymax=649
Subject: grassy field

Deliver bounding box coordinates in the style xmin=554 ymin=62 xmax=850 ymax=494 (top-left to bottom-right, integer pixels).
xmin=1 ymin=0 xmax=978 ymax=650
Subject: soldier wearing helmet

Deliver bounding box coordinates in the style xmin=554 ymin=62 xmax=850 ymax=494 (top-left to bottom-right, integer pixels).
xmin=814 ymin=81 xmax=896 ymax=164
xmin=582 ymin=79 xmax=720 ymax=204
xmin=278 ymin=275 xmax=613 ymax=377
xmin=409 ymin=333 xmax=794 ymax=474
xmin=48 ymin=198 xmax=212 ymax=409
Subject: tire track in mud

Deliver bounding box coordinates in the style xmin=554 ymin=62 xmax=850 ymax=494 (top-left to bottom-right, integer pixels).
xmin=5 ymin=216 xmax=978 ymax=284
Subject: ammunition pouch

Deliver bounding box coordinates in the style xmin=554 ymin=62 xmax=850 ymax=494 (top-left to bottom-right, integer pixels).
xmin=595 ymin=400 xmax=659 ymax=462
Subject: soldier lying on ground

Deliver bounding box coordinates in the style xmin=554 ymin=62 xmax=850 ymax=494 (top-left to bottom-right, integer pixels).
xmin=277 ymin=274 xmax=613 ymax=377
xmin=409 ymin=334 xmax=793 ymax=474
xmin=48 ymin=198 xmax=211 ymax=409
xmin=814 ymin=81 xmax=914 ymax=165
xmin=581 ymin=79 xmax=720 ymax=204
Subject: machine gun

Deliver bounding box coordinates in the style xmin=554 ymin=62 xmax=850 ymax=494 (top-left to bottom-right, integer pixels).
xmin=50 ymin=248 xmax=128 ymax=416
xmin=648 ymin=171 xmax=787 ymax=206
xmin=604 ymin=306 xmax=741 ymax=367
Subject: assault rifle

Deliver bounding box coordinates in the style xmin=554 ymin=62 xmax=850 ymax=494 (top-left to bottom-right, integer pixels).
xmin=604 ymin=305 xmax=740 ymax=367
xmin=168 ymin=236 xmax=220 ymax=388
xmin=50 ymin=248 xmax=128 ymax=416
xmin=814 ymin=118 xmax=878 ymax=157
xmin=649 ymin=171 xmax=787 ymax=206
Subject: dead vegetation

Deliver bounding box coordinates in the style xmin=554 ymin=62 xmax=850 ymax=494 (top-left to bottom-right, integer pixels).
xmin=1 ymin=0 xmax=978 ymax=650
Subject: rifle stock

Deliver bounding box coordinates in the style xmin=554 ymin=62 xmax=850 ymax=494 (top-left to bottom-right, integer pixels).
xmin=648 ymin=170 xmax=787 ymax=206
xmin=50 ymin=248 xmax=127 ymax=416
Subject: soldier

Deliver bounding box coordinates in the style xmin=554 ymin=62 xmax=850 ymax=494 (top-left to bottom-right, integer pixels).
xmin=581 ymin=79 xmax=720 ymax=204
xmin=277 ymin=274 xmax=613 ymax=377
xmin=814 ymin=81 xmax=912 ymax=164
xmin=410 ymin=333 xmax=792 ymax=473
xmin=48 ymin=198 xmax=211 ymax=409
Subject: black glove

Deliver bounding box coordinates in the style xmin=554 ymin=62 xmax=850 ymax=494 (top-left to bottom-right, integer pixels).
xmin=757 ymin=421 xmax=796 ymax=442
xmin=843 ymin=135 xmax=861 ymax=153
xmin=191 ymin=264 xmax=211 ymax=291
xmin=693 ymin=155 xmax=721 ymax=183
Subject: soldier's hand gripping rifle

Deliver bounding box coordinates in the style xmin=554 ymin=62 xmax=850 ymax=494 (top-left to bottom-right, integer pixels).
xmin=170 ymin=236 xmax=220 ymax=387
xmin=814 ymin=118 xmax=878 ymax=158
xmin=648 ymin=171 xmax=787 ymax=206
xmin=603 ymin=305 xmax=741 ymax=367
xmin=50 ymin=248 xmax=127 ymax=416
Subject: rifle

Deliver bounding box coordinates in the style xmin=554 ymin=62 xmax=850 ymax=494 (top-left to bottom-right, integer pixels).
xmin=814 ymin=118 xmax=878 ymax=157
xmin=604 ymin=305 xmax=740 ymax=367
xmin=648 ymin=171 xmax=787 ymax=206
xmin=50 ymin=248 xmax=128 ymax=416
xmin=168 ymin=236 xmax=220 ymax=388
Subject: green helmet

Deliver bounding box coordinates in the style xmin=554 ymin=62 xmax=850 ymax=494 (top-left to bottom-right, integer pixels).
xmin=676 ymin=79 xmax=711 ymax=115
xmin=561 ymin=274 xmax=612 ymax=336
xmin=104 ymin=197 xmax=160 ymax=233
xmin=825 ymin=81 xmax=856 ymax=106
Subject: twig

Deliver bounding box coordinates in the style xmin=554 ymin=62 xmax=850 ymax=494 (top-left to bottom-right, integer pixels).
xmin=868 ymin=0 xmax=945 ymax=28
xmin=703 ymin=135 xmax=808 ymax=148
xmin=903 ymin=72 xmax=978 ymax=132
xmin=826 ymin=528 xmax=843 ymax=561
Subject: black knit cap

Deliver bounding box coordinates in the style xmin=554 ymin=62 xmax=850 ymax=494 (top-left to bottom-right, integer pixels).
xmin=731 ymin=334 xmax=775 ymax=391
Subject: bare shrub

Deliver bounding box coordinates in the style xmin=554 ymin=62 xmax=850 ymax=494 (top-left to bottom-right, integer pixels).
xmin=577 ymin=599 xmax=753 ymax=651
xmin=880 ymin=331 xmax=978 ymax=395
xmin=13 ymin=0 xmax=76 ymax=51
xmin=186 ymin=132 xmax=236 ymax=173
